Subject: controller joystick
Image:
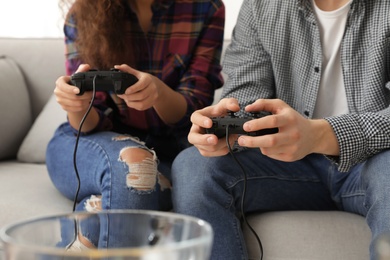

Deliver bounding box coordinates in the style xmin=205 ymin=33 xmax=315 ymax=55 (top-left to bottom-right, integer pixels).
xmin=205 ymin=111 xmax=278 ymax=138
xmin=70 ymin=69 xmax=138 ymax=95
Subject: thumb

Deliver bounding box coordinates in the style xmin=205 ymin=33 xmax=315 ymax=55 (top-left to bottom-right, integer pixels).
xmin=75 ymin=64 xmax=91 ymax=73
xmin=114 ymin=64 xmax=141 ymax=78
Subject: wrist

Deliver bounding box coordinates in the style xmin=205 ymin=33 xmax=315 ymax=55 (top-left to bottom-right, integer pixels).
xmin=68 ymin=107 xmax=99 ymax=132
xmin=311 ymin=119 xmax=340 ymax=156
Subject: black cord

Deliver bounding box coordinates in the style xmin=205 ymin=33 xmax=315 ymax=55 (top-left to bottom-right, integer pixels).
xmin=64 ymin=76 xmax=97 ymax=252
xmin=72 ymin=75 xmax=97 ymax=212
xmin=226 ymin=127 xmax=264 ymax=260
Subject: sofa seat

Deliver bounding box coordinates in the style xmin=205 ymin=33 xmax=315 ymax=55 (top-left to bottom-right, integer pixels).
xmin=244 ymin=211 xmax=370 ymax=259
xmin=0 ymin=162 xmax=72 ymax=227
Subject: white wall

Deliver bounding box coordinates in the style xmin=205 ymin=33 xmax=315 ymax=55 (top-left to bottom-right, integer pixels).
xmin=0 ymin=1 xmax=64 ymax=38
xmin=224 ymin=0 xmax=243 ymax=39
xmin=0 ymin=0 xmax=243 ymax=39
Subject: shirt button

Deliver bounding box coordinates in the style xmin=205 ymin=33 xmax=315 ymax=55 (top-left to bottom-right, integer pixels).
xmin=304 ymin=111 xmax=310 ymax=117
xmin=314 ymin=67 xmax=320 ymax=73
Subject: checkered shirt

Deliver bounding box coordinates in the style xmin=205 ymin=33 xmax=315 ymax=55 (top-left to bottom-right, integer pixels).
xmin=222 ymin=0 xmax=390 ymax=172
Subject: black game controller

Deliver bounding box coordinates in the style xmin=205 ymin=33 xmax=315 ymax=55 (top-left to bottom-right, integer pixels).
xmin=70 ymin=69 xmax=138 ymax=95
xmin=206 ymin=111 xmax=278 ymax=138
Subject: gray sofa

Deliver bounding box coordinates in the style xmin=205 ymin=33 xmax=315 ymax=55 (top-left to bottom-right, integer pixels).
xmin=0 ymin=37 xmax=371 ymax=259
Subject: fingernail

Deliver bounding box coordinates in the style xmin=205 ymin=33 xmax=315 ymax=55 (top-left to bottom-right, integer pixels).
xmin=207 ymin=137 xmax=214 ymax=144
xmin=239 ymin=137 xmax=246 ymax=145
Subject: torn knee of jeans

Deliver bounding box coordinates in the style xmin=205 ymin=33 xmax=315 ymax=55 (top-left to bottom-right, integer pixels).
xmin=119 ymin=147 xmax=162 ymax=191
xmin=84 ymin=195 xmax=102 ymax=212
xmin=112 ymin=135 xmax=146 ymax=146
xmin=158 ymin=172 xmax=172 ymax=191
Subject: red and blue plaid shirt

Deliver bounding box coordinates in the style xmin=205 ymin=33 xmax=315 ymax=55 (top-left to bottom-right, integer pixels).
xmin=64 ymin=0 xmax=225 ymax=136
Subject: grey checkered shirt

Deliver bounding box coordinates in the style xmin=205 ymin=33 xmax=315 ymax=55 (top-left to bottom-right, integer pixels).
xmin=221 ymin=0 xmax=390 ymax=172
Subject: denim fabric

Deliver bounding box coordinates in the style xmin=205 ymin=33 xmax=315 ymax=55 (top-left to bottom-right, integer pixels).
xmin=46 ymin=122 xmax=189 ymax=248
xmin=171 ymin=147 xmax=390 ymax=260
xmin=61 ymin=213 xmax=158 ymax=249
xmin=55 ymin=212 xmax=168 ymax=253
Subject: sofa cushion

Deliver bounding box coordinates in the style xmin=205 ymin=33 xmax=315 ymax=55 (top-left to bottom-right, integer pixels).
xmin=17 ymin=94 xmax=67 ymax=163
xmin=244 ymin=211 xmax=370 ymax=260
xmin=0 ymin=38 xmax=66 ymax=119
xmin=0 ymin=161 xmax=73 ymax=229
xmin=0 ymin=56 xmax=32 ymax=160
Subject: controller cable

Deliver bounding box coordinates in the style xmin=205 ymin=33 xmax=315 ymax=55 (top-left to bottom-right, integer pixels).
xmin=71 ymin=75 xmax=97 ymax=211
xmin=226 ymin=126 xmax=264 ymax=260
xmin=64 ymin=75 xmax=97 ymax=251
xmin=69 ymin=75 xmax=161 ymax=249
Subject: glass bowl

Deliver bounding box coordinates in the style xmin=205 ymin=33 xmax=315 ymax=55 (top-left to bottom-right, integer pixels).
xmin=0 ymin=210 xmax=213 ymax=260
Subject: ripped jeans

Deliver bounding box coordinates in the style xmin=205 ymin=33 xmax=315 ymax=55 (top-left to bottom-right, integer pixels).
xmin=46 ymin=122 xmax=189 ymax=248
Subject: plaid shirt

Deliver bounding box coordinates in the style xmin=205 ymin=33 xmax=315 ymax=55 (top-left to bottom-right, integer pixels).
xmin=222 ymin=0 xmax=390 ymax=172
xmin=64 ymin=0 xmax=225 ymax=136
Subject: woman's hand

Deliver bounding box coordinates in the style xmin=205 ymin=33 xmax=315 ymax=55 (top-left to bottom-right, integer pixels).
xmin=54 ymin=64 xmax=99 ymax=132
xmin=115 ymin=64 xmax=161 ymax=111
xmin=237 ymin=99 xmax=340 ymax=162
xmin=54 ymin=64 xmax=93 ymax=114
xmin=114 ymin=64 xmax=187 ymax=125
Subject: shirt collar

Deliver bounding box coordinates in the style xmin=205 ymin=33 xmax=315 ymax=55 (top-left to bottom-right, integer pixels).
xmin=297 ymin=0 xmax=363 ymax=8
xmin=296 ymin=0 xmax=363 ymax=21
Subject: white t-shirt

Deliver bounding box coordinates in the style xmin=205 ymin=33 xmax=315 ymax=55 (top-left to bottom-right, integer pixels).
xmin=312 ymin=0 xmax=352 ymax=119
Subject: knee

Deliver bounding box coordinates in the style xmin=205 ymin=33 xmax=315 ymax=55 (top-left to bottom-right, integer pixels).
xmin=119 ymin=147 xmax=170 ymax=191
xmin=172 ymin=147 xmax=218 ymax=191
xmin=173 ymin=147 xmax=203 ymax=169
xmin=365 ymin=150 xmax=390 ymax=182
xmin=84 ymin=195 xmax=102 ymax=212
xmin=364 ymin=150 xmax=390 ymax=199
xmin=172 ymin=147 xmax=202 ymax=182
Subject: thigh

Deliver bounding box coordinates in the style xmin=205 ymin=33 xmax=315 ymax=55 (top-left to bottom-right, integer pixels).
xmin=227 ymin=149 xmax=337 ymax=212
xmin=172 ymin=147 xmax=336 ymax=212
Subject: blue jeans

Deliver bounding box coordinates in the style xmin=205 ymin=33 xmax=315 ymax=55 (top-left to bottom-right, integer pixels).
xmin=56 ymin=212 xmax=168 ymax=251
xmin=46 ymin=122 xmax=189 ymax=247
xmin=171 ymin=147 xmax=390 ymax=260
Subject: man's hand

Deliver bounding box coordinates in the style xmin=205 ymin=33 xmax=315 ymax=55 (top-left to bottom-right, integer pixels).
xmin=237 ymin=99 xmax=340 ymax=162
xmin=188 ymin=98 xmax=241 ymax=157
